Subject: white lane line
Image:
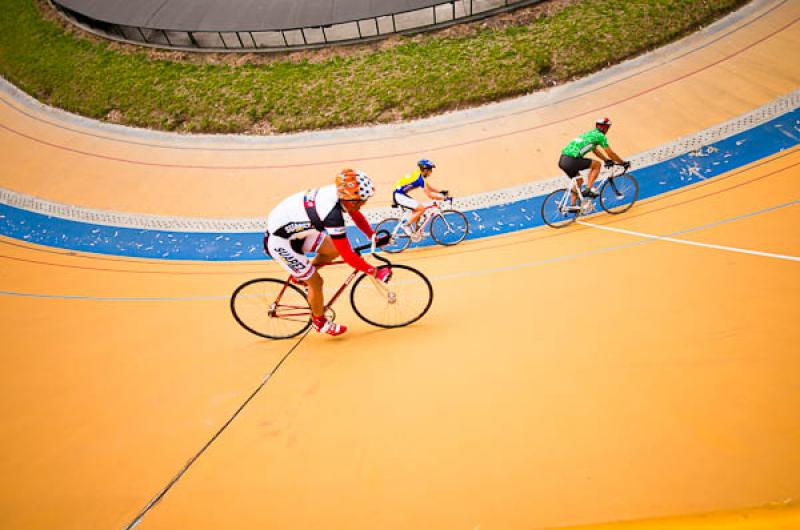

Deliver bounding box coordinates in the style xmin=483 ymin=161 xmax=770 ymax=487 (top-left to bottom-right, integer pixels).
xmin=577 ymin=221 xmax=800 ymax=262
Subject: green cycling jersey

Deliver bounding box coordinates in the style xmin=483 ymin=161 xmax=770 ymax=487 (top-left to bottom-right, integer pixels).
xmin=561 ymin=129 xmax=609 ymax=158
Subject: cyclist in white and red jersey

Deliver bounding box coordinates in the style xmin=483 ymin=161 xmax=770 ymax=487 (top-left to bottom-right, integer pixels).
xmin=264 ymin=169 xmax=390 ymax=336
xmin=559 ymin=117 xmax=629 ymax=208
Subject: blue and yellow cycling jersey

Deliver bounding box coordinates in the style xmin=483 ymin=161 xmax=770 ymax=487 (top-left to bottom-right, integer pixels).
xmin=394 ymin=170 xmax=425 ymax=194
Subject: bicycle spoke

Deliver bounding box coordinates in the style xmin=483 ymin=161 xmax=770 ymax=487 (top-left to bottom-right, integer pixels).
xmin=375 ymin=217 xmax=411 ymax=253
xmin=541 ymin=188 xmax=578 ymax=228
xmin=230 ymin=279 xmax=311 ymax=339
xmin=600 ymin=174 xmax=639 ymax=214
xmin=350 ymin=265 xmax=433 ymax=328
xmin=431 ymin=210 xmax=468 ymax=246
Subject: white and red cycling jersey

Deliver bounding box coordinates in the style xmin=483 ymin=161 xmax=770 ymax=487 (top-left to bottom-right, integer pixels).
xmin=265 ymin=184 xmax=375 ymax=280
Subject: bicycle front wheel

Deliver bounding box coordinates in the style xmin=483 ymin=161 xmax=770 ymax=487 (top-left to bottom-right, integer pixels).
xmin=600 ymin=174 xmax=639 ymax=214
xmin=541 ymin=188 xmax=578 ymax=228
xmin=430 ymin=210 xmax=469 ymax=246
xmin=230 ymin=278 xmax=311 ymax=339
xmin=350 ymin=265 xmax=433 ymax=328
xmin=374 ymin=217 xmax=411 ymax=253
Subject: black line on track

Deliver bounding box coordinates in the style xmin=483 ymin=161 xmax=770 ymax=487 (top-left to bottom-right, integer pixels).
xmin=123 ymin=330 xmax=311 ymax=530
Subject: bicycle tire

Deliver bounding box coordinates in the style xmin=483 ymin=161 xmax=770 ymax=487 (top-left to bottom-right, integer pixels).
xmin=599 ymin=174 xmax=639 ymax=214
xmin=430 ymin=210 xmax=469 ymax=246
xmin=374 ymin=217 xmax=411 ymax=253
xmin=541 ymin=188 xmax=578 ymax=228
xmin=350 ymin=264 xmax=433 ymax=328
xmin=230 ymin=278 xmax=311 ymax=339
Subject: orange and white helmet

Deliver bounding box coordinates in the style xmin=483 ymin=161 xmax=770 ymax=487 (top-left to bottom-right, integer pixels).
xmin=335 ymin=169 xmax=375 ymax=201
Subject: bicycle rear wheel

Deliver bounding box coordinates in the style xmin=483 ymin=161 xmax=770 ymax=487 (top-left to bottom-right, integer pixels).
xmin=541 ymin=188 xmax=578 ymax=228
xmin=430 ymin=210 xmax=469 ymax=246
xmin=374 ymin=218 xmax=411 ymax=253
xmin=350 ymin=265 xmax=433 ymax=328
xmin=230 ymin=278 xmax=311 ymax=339
xmin=600 ymin=174 xmax=639 ymax=214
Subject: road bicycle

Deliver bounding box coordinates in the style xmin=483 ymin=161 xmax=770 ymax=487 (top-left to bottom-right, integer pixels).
xmin=374 ymin=196 xmax=469 ymax=253
xmin=230 ymin=238 xmax=434 ymax=339
xmin=541 ymin=163 xmax=638 ymax=228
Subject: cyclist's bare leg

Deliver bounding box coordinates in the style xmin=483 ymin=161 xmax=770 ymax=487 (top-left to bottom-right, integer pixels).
xmin=311 ymin=236 xmax=338 ymax=267
xmin=306 ymin=271 xmax=325 ymax=317
xmin=571 ymin=177 xmax=584 ymax=205
xmin=300 ymin=237 xmax=337 ymax=316
xmin=407 ymin=205 xmax=425 ymax=230
xmin=586 ymin=160 xmax=602 ymax=189
xmin=306 ymin=270 xmax=325 ymax=317
xmin=307 ymin=268 xmax=346 ymax=335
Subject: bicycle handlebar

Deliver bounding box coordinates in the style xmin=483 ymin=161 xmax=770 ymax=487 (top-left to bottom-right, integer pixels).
xmin=606 ymin=162 xmax=631 ymax=177
xmin=353 ymin=230 xmax=392 ymax=265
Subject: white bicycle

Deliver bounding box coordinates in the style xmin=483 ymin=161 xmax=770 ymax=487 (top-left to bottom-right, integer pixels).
xmin=375 ymin=196 xmax=469 ymax=253
xmin=541 ymin=162 xmax=638 ymax=228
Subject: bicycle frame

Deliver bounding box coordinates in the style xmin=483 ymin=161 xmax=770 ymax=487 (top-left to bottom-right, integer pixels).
xmin=391 ymin=198 xmax=452 ymax=238
xmin=555 ymin=164 xmax=629 ymax=213
xmin=266 ymin=262 xmax=355 ymax=319
xmin=271 ymin=243 xmax=391 ymax=315
xmin=231 ymin=238 xmax=434 ymax=338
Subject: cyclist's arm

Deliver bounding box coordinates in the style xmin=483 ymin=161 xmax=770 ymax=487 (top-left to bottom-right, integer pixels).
xmin=347 ymin=208 xmax=374 ymax=239
xmin=591 ymin=146 xmax=612 ymax=163
xmin=423 ymin=181 xmax=446 ymax=200
xmin=323 ymin=203 xmax=376 ymax=275
xmin=330 ymin=235 xmax=375 ymax=275
xmin=601 ymin=146 xmax=625 ymax=164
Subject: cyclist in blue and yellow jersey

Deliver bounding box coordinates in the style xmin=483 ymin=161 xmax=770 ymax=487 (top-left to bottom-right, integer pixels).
xmin=393 ymin=159 xmax=448 ymax=229
xmin=559 ymin=118 xmax=629 ymax=205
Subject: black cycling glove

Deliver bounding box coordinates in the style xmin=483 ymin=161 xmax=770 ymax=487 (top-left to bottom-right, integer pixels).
xmin=374 ymin=232 xmax=393 ymax=247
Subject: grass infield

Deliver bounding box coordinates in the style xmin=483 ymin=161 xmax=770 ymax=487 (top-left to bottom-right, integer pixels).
xmin=0 ymin=0 xmax=748 ymax=134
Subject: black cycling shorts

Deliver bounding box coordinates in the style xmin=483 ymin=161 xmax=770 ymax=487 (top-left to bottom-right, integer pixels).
xmin=558 ymin=154 xmax=592 ymax=178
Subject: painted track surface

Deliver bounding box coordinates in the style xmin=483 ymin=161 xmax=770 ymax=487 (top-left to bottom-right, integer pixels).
xmin=1 ymin=0 xmax=800 ymax=529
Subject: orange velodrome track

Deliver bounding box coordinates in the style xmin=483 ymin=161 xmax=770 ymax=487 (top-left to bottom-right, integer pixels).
xmin=1 ymin=0 xmax=800 ymax=529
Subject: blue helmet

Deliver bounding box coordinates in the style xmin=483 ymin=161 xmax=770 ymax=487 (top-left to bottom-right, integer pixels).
xmin=417 ymin=159 xmax=436 ymax=170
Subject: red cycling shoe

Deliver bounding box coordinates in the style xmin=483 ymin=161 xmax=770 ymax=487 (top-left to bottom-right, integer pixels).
xmin=312 ymin=316 xmax=347 ymax=336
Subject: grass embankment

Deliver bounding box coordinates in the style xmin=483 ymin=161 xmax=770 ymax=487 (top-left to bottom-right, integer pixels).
xmin=0 ymin=0 xmax=748 ymax=133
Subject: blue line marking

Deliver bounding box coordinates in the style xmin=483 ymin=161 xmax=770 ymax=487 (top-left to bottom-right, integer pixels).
xmin=1 ymin=110 xmax=798 ymax=261
xmin=3 ymin=200 xmax=796 ymax=300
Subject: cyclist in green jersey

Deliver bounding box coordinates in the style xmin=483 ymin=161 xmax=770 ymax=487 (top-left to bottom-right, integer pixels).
xmin=559 ymin=118 xmax=629 ymax=207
